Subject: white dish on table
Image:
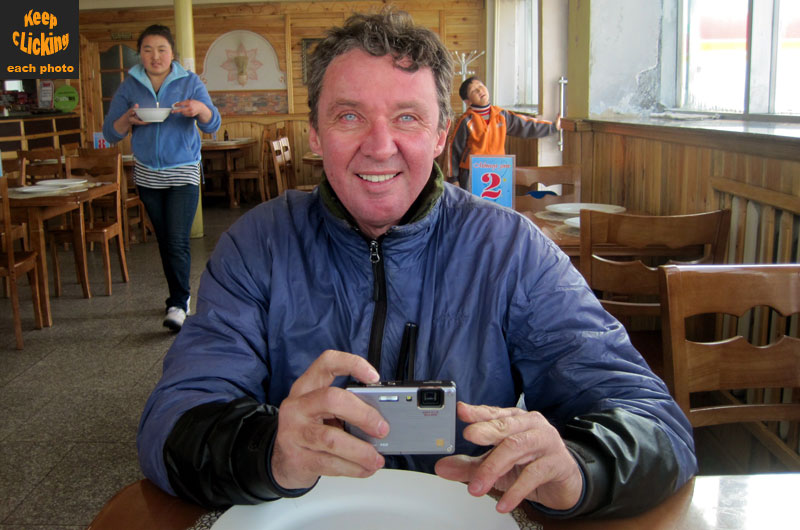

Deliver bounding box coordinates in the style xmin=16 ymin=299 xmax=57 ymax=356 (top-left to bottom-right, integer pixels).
xmin=545 ymin=202 xmax=626 ymax=215
xmin=135 ymin=107 xmax=171 ymax=122
xmin=564 ymin=216 xmax=580 ymax=228
xmin=35 ymin=178 xmax=88 ymax=187
xmin=16 ymin=186 xmax=53 ymax=193
xmin=210 ymin=469 xmax=517 ymax=530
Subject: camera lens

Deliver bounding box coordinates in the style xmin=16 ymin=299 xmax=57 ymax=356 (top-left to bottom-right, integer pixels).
xmin=418 ymin=388 xmax=444 ymax=408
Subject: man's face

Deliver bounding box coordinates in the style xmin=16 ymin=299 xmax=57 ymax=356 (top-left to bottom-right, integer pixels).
xmin=309 ymin=49 xmax=449 ymax=239
xmin=464 ymin=79 xmax=490 ymax=107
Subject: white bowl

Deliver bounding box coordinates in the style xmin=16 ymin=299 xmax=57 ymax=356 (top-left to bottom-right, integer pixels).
xmin=135 ymin=107 xmax=171 ymax=122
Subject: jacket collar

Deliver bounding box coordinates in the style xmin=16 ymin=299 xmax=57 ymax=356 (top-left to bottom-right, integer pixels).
xmin=128 ymin=61 xmax=189 ymax=98
xmin=319 ymin=162 xmax=445 ymax=236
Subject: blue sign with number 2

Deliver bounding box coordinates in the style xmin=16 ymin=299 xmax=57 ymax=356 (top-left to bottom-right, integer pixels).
xmin=469 ymin=155 xmax=515 ymax=209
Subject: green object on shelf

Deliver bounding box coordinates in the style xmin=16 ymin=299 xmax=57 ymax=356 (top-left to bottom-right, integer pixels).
xmin=53 ymin=85 xmax=79 ymax=112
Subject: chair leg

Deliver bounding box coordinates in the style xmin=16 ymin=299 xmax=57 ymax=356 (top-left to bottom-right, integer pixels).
xmin=100 ymin=237 xmax=112 ymax=296
xmin=122 ymin=207 xmax=131 ymax=251
xmin=9 ymin=277 xmax=23 ymax=350
xmin=116 ymin=233 xmax=129 ymax=283
xmin=228 ymin=175 xmax=237 ymax=208
xmin=27 ymin=266 xmax=43 ymax=329
xmin=49 ymin=236 xmax=63 ymax=297
xmin=257 ymin=174 xmax=266 ymax=203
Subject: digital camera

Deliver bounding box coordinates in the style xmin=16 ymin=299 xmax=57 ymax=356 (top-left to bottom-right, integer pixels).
xmin=345 ymin=380 xmax=456 ymax=455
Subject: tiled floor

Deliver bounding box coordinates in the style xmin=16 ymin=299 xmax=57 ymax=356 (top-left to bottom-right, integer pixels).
xmin=0 ymin=203 xmax=249 ymax=529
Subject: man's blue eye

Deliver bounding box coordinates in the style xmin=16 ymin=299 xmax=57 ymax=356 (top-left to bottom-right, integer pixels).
xmin=399 ymin=115 xmax=415 ymax=122
xmin=342 ymin=113 xmax=357 ymax=121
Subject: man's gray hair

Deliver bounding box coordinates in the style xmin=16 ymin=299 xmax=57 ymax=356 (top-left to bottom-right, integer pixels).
xmin=307 ymin=10 xmax=453 ymax=131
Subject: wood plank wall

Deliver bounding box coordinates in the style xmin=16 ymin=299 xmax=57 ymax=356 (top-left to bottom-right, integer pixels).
xmin=79 ymin=0 xmax=487 ymax=185
xmin=563 ymin=118 xmax=800 ymax=469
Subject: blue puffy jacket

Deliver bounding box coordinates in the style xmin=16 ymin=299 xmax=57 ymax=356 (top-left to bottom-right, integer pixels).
xmin=137 ymin=171 xmax=696 ymax=516
xmin=102 ymin=61 xmax=220 ymax=170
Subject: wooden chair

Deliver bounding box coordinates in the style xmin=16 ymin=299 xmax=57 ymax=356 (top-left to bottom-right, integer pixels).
xmin=227 ymin=128 xmax=268 ymax=206
xmin=50 ymin=153 xmax=129 ymax=296
xmin=1 ymin=159 xmax=30 ymax=298
xmin=579 ymin=209 xmax=731 ymax=375
xmin=659 ymin=263 xmax=800 ymax=470
xmin=18 ymin=147 xmax=64 ymax=185
xmin=60 ymin=142 xmax=80 ymax=157
xmin=271 ymin=136 xmax=315 ymax=194
xmin=78 ymin=147 xmax=148 ymax=249
xmin=513 ymin=164 xmax=581 ymax=214
xmin=0 ymin=175 xmax=43 ymax=349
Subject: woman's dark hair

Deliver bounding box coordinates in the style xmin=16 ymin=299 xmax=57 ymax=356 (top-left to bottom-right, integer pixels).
xmin=137 ymin=24 xmax=175 ymax=54
xmin=307 ymin=10 xmax=453 ymax=131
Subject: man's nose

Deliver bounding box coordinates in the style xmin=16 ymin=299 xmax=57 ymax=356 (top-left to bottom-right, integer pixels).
xmin=360 ymin=120 xmax=397 ymax=159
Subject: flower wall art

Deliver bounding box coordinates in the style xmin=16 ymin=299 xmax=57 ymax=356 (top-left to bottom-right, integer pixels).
xmin=201 ymin=30 xmax=287 ymax=91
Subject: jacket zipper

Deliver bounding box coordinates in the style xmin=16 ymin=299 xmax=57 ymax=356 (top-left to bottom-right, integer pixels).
xmin=366 ymin=238 xmax=387 ymax=372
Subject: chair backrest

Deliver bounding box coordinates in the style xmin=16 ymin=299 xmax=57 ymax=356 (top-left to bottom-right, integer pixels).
xmin=61 ymin=142 xmax=80 ymax=156
xmin=18 ymin=147 xmax=64 ymax=184
xmin=271 ymin=137 xmax=291 ymax=195
xmin=659 ymin=264 xmax=800 ymax=431
xmin=1 ymin=158 xmax=23 ymax=187
xmin=513 ymin=165 xmax=581 ymax=214
xmin=78 ymin=145 xmax=120 ymax=156
xmin=0 ymin=175 xmax=17 ymax=271
xmin=66 ymin=153 xmax=123 ymax=221
xmin=579 ymin=209 xmax=731 ymax=320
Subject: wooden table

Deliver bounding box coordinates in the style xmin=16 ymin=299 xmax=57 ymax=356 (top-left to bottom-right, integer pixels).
xmin=9 ymin=182 xmax=116 ymax=326
xmin=524 ymin=211 xmax=581 ymax=256
xmin=201 ymin=138 xmax=257 ymax=208
xmin=88 ymin=474 xmax=800 ymax=529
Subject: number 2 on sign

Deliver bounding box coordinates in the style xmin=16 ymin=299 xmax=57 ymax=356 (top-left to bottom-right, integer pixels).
xmin=480 ymin=172 xmax=502 ymax=199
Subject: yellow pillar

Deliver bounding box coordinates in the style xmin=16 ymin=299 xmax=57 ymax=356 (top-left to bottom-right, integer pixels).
xmin=174 ymin=0 xmax=204 ymax=238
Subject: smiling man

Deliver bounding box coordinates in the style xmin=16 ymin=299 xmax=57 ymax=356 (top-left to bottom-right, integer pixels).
xmin=137 ymin=10 xmax=696 ymax=518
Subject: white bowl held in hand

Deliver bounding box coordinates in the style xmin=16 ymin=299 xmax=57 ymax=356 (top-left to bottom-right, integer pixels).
xmin=135 ymin=107 xmax=171 ymax=122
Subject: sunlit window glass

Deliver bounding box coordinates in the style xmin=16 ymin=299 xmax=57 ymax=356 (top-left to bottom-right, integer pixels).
xmin=774 ymin=1 xmax=800 ymax=114
xmin=684 ymin=0 xmax=748 ymax=112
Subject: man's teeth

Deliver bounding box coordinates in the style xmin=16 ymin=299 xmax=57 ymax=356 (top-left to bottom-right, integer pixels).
xmin=358 ymin=173 xmax=396 ymax=183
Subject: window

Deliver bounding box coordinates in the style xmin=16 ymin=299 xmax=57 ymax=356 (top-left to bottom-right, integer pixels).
xmin=492 ymin=0 xmax=538 ymax=111
xmin=99 ymin=44 xmax=139 ymax=116
xmin=679 ymin=0 xmax=800 ymax=116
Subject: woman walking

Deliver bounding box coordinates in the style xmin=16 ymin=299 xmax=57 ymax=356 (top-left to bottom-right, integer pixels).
xmin=103 ymin=24 xmax=220 ymax=331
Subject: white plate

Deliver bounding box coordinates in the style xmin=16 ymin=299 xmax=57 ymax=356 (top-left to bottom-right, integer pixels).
xmin=210 ymin=469 xmax=517 ymax=530
xmin=15 ymin=186 xmax=53 ymax=193
xmin=35 ymin=178 xmax=88 ymax=187
xmin=564 ymin=216 xmax=580 ymax=228
xmin=545 ymin=202 xmax=626 ymax=215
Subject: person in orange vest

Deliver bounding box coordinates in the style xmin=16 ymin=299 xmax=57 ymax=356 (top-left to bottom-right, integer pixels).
xmin=447 ymin=77 xmax=560 ymax=189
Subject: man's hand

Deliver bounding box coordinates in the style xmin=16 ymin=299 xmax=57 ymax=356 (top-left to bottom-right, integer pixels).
xmin=271 ymin=350 xmax=389 ymax=490
xmin=435 ymin=402 xmax=583 ymax=513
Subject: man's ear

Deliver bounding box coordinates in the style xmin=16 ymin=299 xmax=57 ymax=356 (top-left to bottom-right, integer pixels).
xmin=433 ymin=119 xmax=451 ymax=157
xmin=309 ymin=125 xmax=322 ymax=155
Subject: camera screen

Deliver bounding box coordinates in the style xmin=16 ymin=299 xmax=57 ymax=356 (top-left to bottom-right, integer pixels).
xmin=418 ymin=388 xmax=444 ymax=408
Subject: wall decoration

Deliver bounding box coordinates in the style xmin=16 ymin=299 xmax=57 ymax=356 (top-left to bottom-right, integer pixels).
xmin=301 ymin=38 xmax=323 ymax=84
xmin=201 ymin=30 xmax=286 ymax=91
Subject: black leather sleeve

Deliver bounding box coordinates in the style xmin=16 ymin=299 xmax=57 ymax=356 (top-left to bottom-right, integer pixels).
xmin=163 ymin=396 xmax=312 ymax=509
xmin=554 ymin=408 xmax=684 ymax=518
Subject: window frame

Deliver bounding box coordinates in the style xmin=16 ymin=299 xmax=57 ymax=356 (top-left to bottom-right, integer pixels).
xmin=672 ymin=0 xmax=799 ymax=122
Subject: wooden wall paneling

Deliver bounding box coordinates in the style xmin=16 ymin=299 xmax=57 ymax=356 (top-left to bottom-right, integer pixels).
xmin=79 ymin=34 xmax=101 ymax=146
xmin=285 ymin=14 xmax=294 ymax=113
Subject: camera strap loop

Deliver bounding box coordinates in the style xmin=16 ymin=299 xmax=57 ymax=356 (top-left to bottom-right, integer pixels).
xmin=395 ymin=322 xmax=418 ymax=382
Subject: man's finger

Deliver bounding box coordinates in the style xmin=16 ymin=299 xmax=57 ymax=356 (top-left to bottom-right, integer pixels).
xmin=289 ymin=350 xmax=379 ymax=397
xmin=434 ymin=454 xmax=483 ymax=484
xmin=457 ymin=401 xmax=527 ymax=424
xmin=462 ymin=410 xmax=543 ymax=447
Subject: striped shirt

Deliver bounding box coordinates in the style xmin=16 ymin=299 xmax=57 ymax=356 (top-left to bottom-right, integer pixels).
xmin=133 ymin=160 xmax=201 ymax=189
